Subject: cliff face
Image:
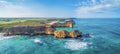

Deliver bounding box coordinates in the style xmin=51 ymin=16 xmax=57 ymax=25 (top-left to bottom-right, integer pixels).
xmin=45 ymin=26 xmax=55 ymax=35
xmin=5 ymin=25 xmax=82 ymax=38
xmin=0 ymin=28 xmax=3 ymax=32
xmin=64 ymin=21 xmax=73 ymax=28
xmin=5 ymin=26 xmax=47 ymax=35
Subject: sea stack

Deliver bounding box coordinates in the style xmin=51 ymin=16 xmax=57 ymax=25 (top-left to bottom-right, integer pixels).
xmin=54 ymin=30 xmax=82 ymax=38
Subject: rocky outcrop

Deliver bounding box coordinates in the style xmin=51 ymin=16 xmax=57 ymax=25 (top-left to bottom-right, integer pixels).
xmin=69 ymin=31 xmax=76 ymax=38
xmin=45 ymin=26 xmax=55 ymax=35
xmin=64 ymin=21 xmax=73 ymax=28
xmin=49 ymin=19 xmax=74 ymax=28
xmin=54 ymin=30 xmax=82 ymax=38
xmin=69 ymin=30 xmax=82 ymax=38
xmin=54 ymin=30 xmax=69 ymax=38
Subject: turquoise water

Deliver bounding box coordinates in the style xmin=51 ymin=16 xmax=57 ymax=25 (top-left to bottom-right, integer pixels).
xmin=0 ymin=18 xmax=120 ymax=54
xmin=56 ymin=27 xmax=73 ymax=32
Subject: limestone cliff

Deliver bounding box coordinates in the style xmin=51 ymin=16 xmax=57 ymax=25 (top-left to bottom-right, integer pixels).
xmin=3 ymin=19 xmax=83 ymax=39
xmin=64 ymin=21 xmax=73 ymax=28
xmin=45 ymin=26 xmax=55 ymax=35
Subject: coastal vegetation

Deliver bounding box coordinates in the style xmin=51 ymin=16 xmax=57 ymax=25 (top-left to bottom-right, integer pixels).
xmin=0 ymin=18 xmax=67 ymax=28
xmin=0 ymin=18 xmax=46 ymax=28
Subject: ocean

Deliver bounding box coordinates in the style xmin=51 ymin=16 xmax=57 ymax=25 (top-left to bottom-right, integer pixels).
xmin=0 ymin=18 xmax=120 ymax=54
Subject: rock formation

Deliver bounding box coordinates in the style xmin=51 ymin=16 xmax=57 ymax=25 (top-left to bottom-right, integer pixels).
xmin=3 ymin=19 xmax=83 ymax=39
xmin=45 ymin=26 xmax=55 ymax=35
xmin=54 ymin=30 xmax=69 ymax=38
xmin=5 ymin=26 xmax=46 ymax=35
xmin=48 ymin=19 xmax=74 ymax=28
xmin=69 ymin=31 xmax=76 ymax=38
xmin=64 ymin=21 xmax=73 ymax=28
xmin=54 ymin=30 xmax=82 ymax=38
xmin=69 ymin=30 xmax=82 ymax=38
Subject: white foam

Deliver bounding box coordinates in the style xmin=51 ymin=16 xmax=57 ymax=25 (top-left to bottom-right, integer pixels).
xmin=34 ymin=38 xmax=42 ymax=43
xmin=0 ymin=33 xmax=17 ymax=41
xmin=65 ymin=40 xmax=88 ymax=50
xmin=0 ymin=33 xmax=17 ymax=40
xmin=0 ymin=36 xmax=16 ymax=40
xmin=90 ymin=34 xmax=94 ymax=38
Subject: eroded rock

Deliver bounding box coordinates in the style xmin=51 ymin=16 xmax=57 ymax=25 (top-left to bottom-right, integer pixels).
xmin=54 ymin=30 xmax=82 ymax=38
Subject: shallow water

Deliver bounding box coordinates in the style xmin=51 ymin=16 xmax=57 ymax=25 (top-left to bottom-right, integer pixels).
xmin=0 ymin=18 xmax=120 ymax=54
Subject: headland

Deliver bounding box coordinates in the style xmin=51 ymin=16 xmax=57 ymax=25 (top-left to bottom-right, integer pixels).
xmin=0 ymin=18 xmax=82 ymax=38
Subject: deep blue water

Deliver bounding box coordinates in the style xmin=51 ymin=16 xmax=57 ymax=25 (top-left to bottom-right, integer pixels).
xmin=0 ymin=18 xmax=120 ymax=54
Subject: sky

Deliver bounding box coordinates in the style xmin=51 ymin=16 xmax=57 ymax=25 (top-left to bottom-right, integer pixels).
xmin=0 ymin=0 xmax=120 ymax=18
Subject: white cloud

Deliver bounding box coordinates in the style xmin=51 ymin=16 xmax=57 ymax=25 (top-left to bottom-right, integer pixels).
xmin=0 ymin=0 xmax=37 ymax=17
xmin=92 ymin=0 xmax=96 ymax=4
xmin=76 ymin=4 xmax=112 ymax=14
xmin=75 ymin=0 xmax=120 ymax=18
xmin=0 ymin=0 xmax=73 ymax=18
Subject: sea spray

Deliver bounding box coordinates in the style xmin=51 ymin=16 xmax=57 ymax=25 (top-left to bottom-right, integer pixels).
xmin=34 ymin=38 xmax=42 ymax=43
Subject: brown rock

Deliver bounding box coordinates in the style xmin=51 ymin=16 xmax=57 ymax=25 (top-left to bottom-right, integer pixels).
xmin=54 ymin=30 xmax=82 ymax=38
xmin=69 ymin=31 xmax=76 ymax=38
xmin=45 ymin=27 xmax=55 ymax=35
xmin=69 ymin=30 xmax=82 ymax=38
xmin=54 ymin=30 xmax=69 ymax=38
xmin=64 ymin=21 xmax=73 ymax=28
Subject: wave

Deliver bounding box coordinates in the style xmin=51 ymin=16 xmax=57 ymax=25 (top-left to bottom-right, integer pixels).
xmin=0 ymin=33 xmax=17 ymax=41
xmin=65 ymin=40 xmax=88 ymax=50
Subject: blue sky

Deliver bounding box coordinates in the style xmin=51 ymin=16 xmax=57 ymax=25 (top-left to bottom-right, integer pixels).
xmin=0 ymin=0 xmax=120 ymax=18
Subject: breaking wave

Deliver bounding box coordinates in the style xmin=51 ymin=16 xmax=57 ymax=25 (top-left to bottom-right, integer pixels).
xmin=0 ymin=33 xmax=17 ymax=41
xmin=65 ymin=40 xmax=88 ymax=50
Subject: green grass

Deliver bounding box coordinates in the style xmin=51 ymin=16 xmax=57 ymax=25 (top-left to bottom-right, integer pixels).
xmin=0 ymin=18 xmax=48 ymax=28
xmin=0 ymin=18 xmax=64 ymax=29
